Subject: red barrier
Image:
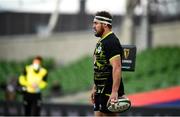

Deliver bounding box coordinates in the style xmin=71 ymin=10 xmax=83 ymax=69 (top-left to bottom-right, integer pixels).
xmin=128 ymin=86 xmax=180 ymax=107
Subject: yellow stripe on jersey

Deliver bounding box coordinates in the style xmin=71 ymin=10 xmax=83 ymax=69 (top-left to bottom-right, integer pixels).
xmin=102 ymin=31 xmax=113 ymax=39
xmin=105 ymin=94 xmax=111 ymax=96
xmin=109 ymin=54 xmax=121 ymax=62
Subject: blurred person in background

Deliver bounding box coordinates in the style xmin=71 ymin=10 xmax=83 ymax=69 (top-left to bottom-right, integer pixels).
xmin=50 ymin=80 xmax=63 ymax=97
xmin=5 ymin=77 xmax=18 ymax=101
xmin=90 ymin=11 xmax=126 ymax=116
xmin=0 ymin=77 xmax=17 ymax=101
xmin=18 ymin=56 xmax=48 ymax=116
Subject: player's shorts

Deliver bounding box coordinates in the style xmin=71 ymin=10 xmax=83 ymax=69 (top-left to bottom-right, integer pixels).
xmin=94 ymin=93 xmax=113 ymax=113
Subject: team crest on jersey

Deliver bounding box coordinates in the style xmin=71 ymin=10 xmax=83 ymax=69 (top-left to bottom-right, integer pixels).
xmin=97 ymin=46 xmax=102 ymax=53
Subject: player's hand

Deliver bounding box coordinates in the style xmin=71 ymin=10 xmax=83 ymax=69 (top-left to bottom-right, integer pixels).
xmin=108 ymin=92 xmax=118 ymax=104
xmin=32 ymin=83 xmax=38 ymax=89
xmin=90 ymin=89 xmax=96 ymax=104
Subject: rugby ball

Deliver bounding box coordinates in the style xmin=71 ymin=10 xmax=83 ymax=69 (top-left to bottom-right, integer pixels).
xmin=107 ymin=97 xmax=131 ymax=113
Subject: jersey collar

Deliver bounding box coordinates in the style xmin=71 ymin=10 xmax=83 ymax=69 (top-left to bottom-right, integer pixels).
xmin=99 ymin=31 xmax=113 ymax=42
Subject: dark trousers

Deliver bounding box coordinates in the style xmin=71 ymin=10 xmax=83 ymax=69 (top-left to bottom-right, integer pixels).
xmin=23 ymin=92 xmax=41 ymax=116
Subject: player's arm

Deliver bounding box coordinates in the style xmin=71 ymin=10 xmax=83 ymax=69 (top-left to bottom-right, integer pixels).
xmin=39 ymin=70 xmax=48 ymax=90
xmin=90 ymin=84 xmax=96 ymax=104
xmin=19 ymin=67 xmax=28 ymax=86
xmin=109 ymin=55 xmax=121 ymax=101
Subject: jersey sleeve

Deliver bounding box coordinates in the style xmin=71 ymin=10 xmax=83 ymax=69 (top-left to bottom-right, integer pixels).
xmin=18 ymin=66 xmax=28 ymax=86
xmin=104 ymin=38 xmax=122 ymax=61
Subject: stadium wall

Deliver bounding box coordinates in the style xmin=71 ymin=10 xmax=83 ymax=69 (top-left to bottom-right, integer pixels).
xmin=0 ymin=22 xmax=180 ymax=64
xmin=152 ymin=21 xmax=180 ymax=47
xmin=0 ymin=31 xmax=96 ymax=64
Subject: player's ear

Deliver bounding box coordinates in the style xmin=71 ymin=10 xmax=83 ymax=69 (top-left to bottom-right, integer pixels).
xmin=103 ymin=23 xmax=108 ymax=28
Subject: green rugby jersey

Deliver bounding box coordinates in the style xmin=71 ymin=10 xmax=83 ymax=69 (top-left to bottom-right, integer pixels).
xmin=93 ymin=32 xmax=124 ymax=96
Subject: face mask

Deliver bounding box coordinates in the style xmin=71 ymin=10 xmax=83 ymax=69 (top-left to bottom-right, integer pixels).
xmin=33 ymin=63 xmax=40 ymax=70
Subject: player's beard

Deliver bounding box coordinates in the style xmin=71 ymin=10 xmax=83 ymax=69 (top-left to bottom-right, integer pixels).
xmin=94 ymin=26 xmax=104 ymax=37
